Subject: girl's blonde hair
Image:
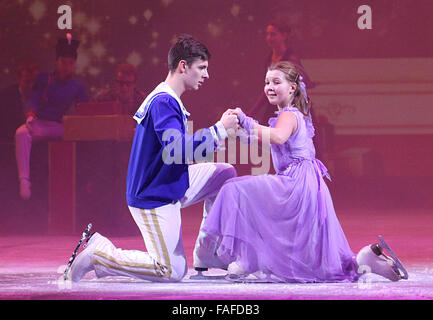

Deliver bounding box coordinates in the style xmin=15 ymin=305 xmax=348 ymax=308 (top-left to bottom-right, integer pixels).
xmin=268 ymin=61 xmax=311 ymax=117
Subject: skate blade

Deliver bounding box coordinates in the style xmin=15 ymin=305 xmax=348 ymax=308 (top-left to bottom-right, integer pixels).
xmin=63 ymin=223 xmax=93 ymax=280
xmin=225 ymin=274 xmax=273 ymax=283
xmin=378 ymin=235 xmax=409 ymax=280
xmin=189 ymin=271 xmax=227 ymax=281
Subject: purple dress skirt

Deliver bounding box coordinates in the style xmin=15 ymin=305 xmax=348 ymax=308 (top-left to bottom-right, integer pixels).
xmin=202 ymin=107 xmax=359 ymax=283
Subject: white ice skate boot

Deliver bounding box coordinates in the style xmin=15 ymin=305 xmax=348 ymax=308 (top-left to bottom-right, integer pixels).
xmin=356 ymin=236 xmax=408 ymax=282
xmin=227 ymin=261 xmax=245 ymax=276
xmin=193 ymin=249 xmax=227 ymax=271
xmin=67 ymin=232 xmax=106 ymax=282
xmin=190 ymin=234 xmax=228 ymax=280
xmin=226 ymin=262 xmax=268 ymax=283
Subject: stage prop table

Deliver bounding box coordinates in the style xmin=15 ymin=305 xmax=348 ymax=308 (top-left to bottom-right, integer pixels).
xmin=48 ymin=102 xmax=135 ymax=234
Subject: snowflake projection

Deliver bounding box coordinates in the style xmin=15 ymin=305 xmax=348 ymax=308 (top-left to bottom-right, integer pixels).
xmin=161 ymin=0 xmax=173 ymax=7
xmin=28 ymin=0 xmax=46 ymax=22
xmin=208 ymin=22 xmax=223 ymax=37
xmin=149 ymin=31 xmax=159 ymax=49
xmin=151 ymin=56 xmax=160 ymax=66
xmin=143 ymin=9 xmax=153 ymax=22
xmin=90 ymin=42 xmax=107 ymax=59
xmin=75 ymin=41 xmax=107 ymax=79
xmin=85 ymin=18 xmax=101 ymax=35
xmin=73 ymin=11 xmax=87 ymax=28
xmin=169 ymin=35 xmax=178 ymax=46
xmin=108 ymin=56 xmax=116 ymax=64
xmin=1 ymin=0 xmax=422 ymax=107
xmin=88 ymin=67 xmax=101 ymax=76
xmin=126 ymin=51 xmax=142 ymax=67
xmin=128 ymin=16 xmax=138 ymax=25
xmin=1 ymin=0 xmax=266 ymax=92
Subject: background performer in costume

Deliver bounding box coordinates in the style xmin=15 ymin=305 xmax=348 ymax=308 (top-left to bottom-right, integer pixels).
xmin=14 ymin=35 xmax=88 ymax=200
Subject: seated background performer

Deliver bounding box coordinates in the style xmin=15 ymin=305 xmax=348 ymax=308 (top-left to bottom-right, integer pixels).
xmin=15 ymin=34 xmax=88 ymax=200
xmin=95 ymin=63 xmax=146 ymax=115
xmin=66 ymin=34 xmax=239 ymax=283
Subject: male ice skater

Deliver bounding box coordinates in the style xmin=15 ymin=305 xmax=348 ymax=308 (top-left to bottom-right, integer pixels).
xmin=67 ymin=34 xmax=239 ymax=282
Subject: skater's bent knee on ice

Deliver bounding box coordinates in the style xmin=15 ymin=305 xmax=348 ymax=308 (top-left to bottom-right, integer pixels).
xmin=165 ymin=263 xmax=188 ymax=282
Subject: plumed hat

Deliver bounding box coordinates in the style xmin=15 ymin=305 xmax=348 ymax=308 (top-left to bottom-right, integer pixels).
xmin=56 ymin=33 xmax=79 ymax=59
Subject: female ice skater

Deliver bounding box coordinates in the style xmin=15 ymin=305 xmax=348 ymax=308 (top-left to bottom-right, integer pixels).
xmin=202 ymin=61 xmax=408 ymax=283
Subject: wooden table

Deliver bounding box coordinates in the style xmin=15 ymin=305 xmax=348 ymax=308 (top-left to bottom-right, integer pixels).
xmin=48 ymin=114 xmax=135 ymax=234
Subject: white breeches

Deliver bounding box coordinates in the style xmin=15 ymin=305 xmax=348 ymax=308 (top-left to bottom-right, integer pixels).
xmin=92 ymin=162 xmax=236 ymax=282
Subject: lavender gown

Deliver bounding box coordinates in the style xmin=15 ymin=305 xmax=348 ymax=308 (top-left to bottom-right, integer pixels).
xmin=202 ymin=106 xmax=359 ymax=283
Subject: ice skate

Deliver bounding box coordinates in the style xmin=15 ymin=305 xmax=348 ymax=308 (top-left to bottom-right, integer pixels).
xmin=356 ymin=235 xmax=408 ymax=282
xmin=225 ymin=261 xmax=247 ymax=281
xmin=228 ymin=261 xmax=245 ymax=275
xmin=189 ymin=267 xmax=227 ymax=280
xmin=224 ymin=262 xmax=272 ymax=283
xmin=189 ymin=241 xmax=228 ymax=280
xmin=63 ymin=223 xmax=93 ymax=281
xmin=378 ymin=235 xmax=409 ymax=279
xmin=189 ymin=256 xmax=228 ymax=280
xmin=225 ymin=274 xmax=273 ymax=283
xmin=66 ymin=232 xmax=110 ymax=282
